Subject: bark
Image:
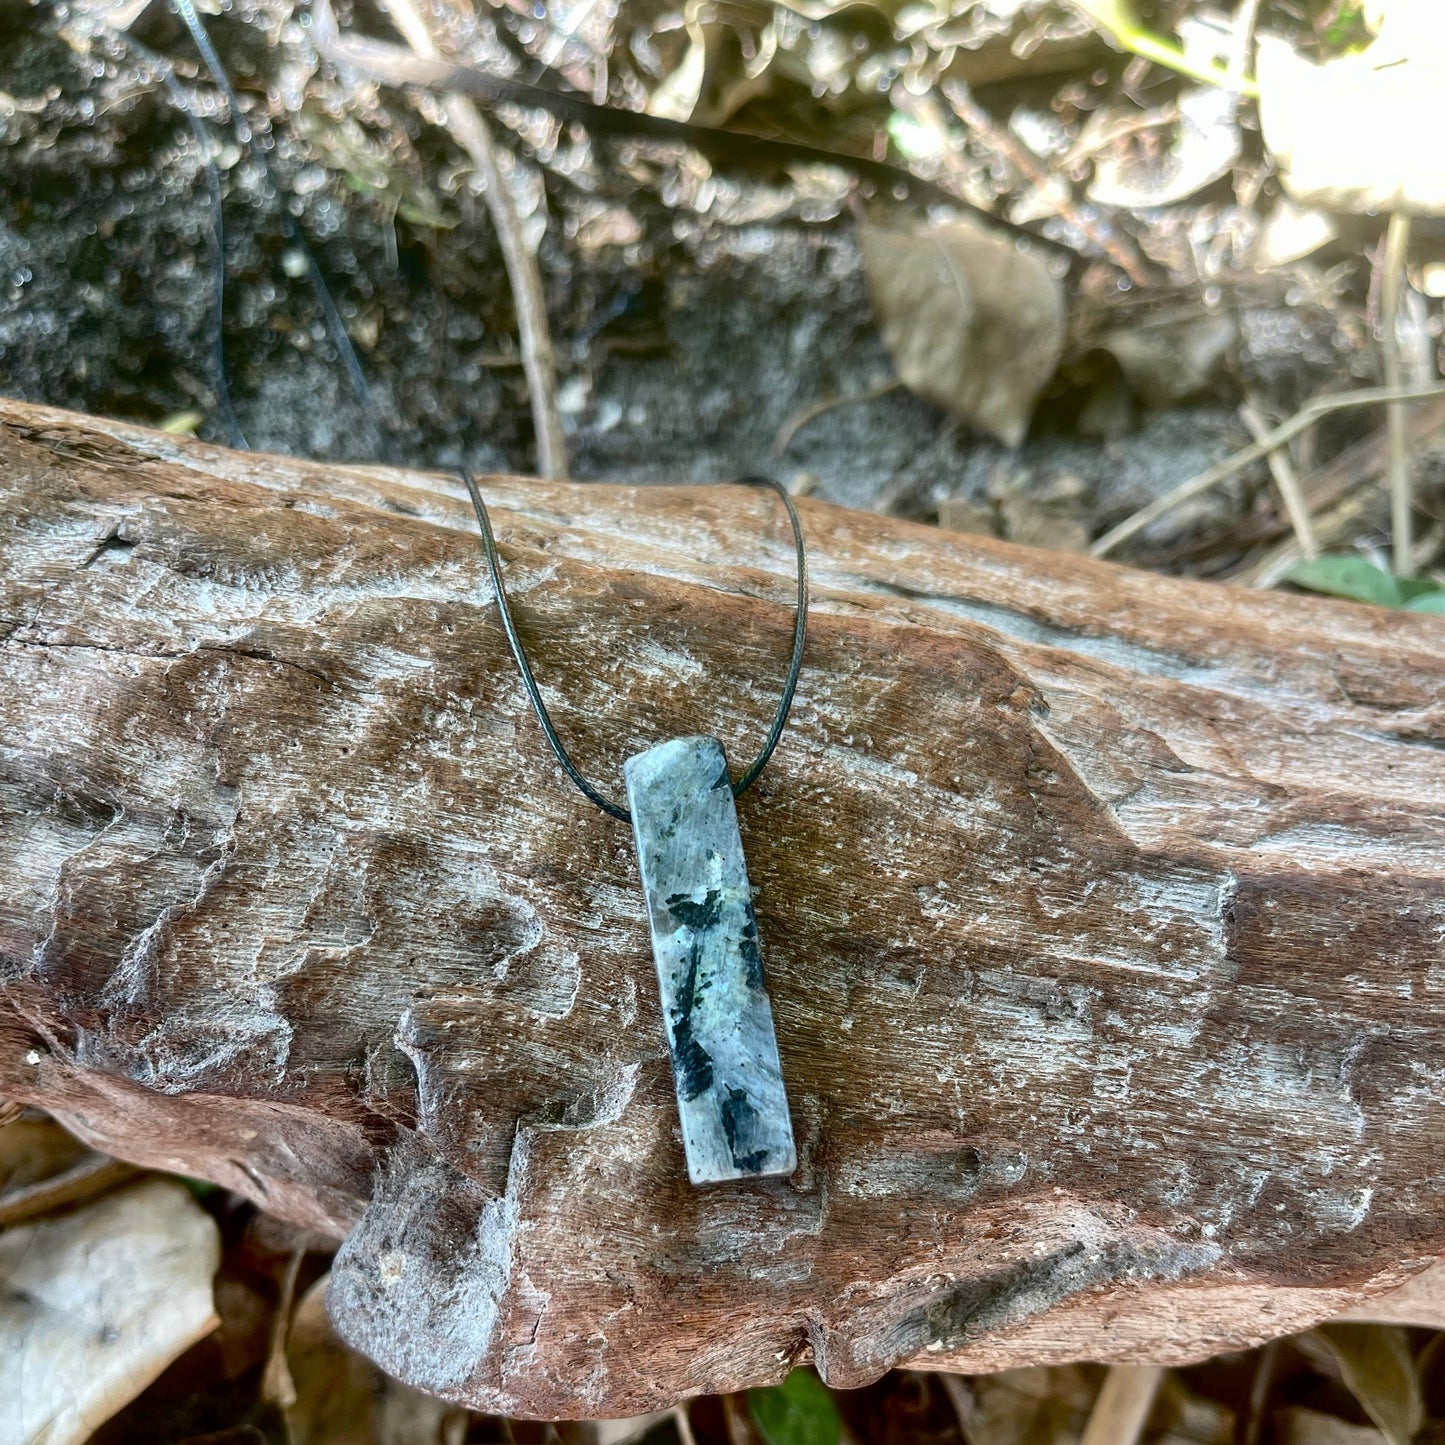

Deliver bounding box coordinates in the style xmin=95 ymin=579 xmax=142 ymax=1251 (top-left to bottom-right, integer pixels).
xmin=0 ymin=398 xmax=1442 ymax=1417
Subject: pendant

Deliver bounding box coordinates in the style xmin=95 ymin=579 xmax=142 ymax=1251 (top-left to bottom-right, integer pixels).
xmin=624 ymin=735 xmax=797 ymax=1184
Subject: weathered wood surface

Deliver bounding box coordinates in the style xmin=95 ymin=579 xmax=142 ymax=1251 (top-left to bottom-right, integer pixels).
xmin=0 ymin=397 xmax=1442 ymax=1417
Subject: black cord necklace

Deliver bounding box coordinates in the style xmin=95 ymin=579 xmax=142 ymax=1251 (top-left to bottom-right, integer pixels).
xmin=462 ymin=473 xmax=808 ymax=1185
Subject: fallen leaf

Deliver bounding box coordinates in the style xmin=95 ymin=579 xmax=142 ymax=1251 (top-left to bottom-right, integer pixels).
xmin=861 ymin=220 xmax=1065 ymax=447
xmin=0 ymin=1177 xmax=220 ymax=1445
xmin=1100 ymin=313 xmax=1237 ymax=407
xmin=956 ymin=1363 xmax=1101 ymax=1445
xmin=286 ymin=1273 xmax=456 ymax=1445
xmin=0 ymin=1109 xmax=90 ymax=1192
xmin=1253 ymin=198 xmax=1339 ymax=269
xmin=998 ymin=496 xmax=1091 ymax=552
xmin=1309 ymin=1324 xmax=1423 ymax=1445
xmin=1257 ymin=0 xmax=1445 ymax=215
xmin=1275 ymin=1406 xmax=1385 ymax=1444
xmin=1088 ymin=86 xmax=1241 ymax=209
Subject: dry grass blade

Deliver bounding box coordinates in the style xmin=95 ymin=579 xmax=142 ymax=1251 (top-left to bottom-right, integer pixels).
xmin=1380 ymin=213 xmax=1414 ymax=576
xmin=1090 ymin=380 xmax=1445 ymax=557
xmin=316 ymin=0 xmax=568 ymax=480
xmin=1241 ymin=399 xmax=1318 ymax=560
xmin=1234 ymin=393 xmax=1445 ymax=585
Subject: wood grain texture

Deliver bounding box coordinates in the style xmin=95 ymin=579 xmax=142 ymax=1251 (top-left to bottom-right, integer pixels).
xmin=0 ymin=398 xmax=1442 ymax=1417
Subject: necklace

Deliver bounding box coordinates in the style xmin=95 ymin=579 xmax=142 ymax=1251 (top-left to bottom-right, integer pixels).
xmin=462 ymin=474 xmax=809 ymax=1186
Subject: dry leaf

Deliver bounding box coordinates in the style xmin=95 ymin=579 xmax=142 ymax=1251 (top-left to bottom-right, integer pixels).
xmin=1100 ymin=314 xmax=1237 ymax=407
xmin=286 ymin=1273 xmax=456 ymax=1445
xmin=1253 ymin=198 xmax=1339 ymax=269
xmin=957 ymin=1363 xmax=1102 ymax=1445
xmin=997 ymin=496 xmax=1091 ymax=552
xmin=1257 ymin=0 xmax=1445 ymax=215
xmin=1308 ymin=1324 xmax=1423 ymax=1445
xmin=937 ymin=498 xmax=997 ymax=536
xmin=0 ymin=1177 xmax=220 ymax=1445
xmin=1275 ymin=1407 xmax=1385 ymax=1445
xmin=1088 ymin=87 xmax=1241 ymax=209
xmin=861 ymin=220 xmax=1065 ymax=447
xmin=0 ymin=1110 xmax=90 ymax=1193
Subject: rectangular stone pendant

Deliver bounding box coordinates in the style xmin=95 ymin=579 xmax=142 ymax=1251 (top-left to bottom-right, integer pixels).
xmin=624 ymin=735 xmax=797 ymax=1185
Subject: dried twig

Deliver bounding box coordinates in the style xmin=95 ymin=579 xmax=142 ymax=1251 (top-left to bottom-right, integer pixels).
xmin=1079 ymin=1365 xmax=1165 ymax=1445
xmin=316 ymin=0 xmax=568 ymax=479
xmin=1381 ymin=212 xmax=1415 ymax=575
xmin=672 ymin=1404 xmax=699 ymax=1445
xmin=721 ymin=1394 xmax=751 ymax=1445
xmin=937 ymin=1373 xmax=976 ymax=1444
xmin=773 ymin=379 xmax=900 ymax=455
xmin=1241 ymin=399 xmax=1318 ymax=560
xmin=1234 ymin=394 xmax=1445 ymax=585
xmin=938 ymin=80 xmax=1152 ymax=288
xmin=261 ymin=1246 xmax=306 ymax=1410
xmin=1243 ymin=1339 xmax=1280 ymax=1445
xmin=1090 ymin=381 xmax=1445 ymax=558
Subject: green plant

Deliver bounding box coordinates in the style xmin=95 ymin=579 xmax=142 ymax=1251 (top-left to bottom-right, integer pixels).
xmin=1284 ymin=554 xmax=1445 ymax=611
xmin=747 ymin=1369 xmax=843 ymax=1445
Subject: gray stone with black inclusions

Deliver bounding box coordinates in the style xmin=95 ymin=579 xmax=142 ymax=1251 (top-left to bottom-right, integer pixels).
xmin=624 ymin=735 xmax=797 ymax=1185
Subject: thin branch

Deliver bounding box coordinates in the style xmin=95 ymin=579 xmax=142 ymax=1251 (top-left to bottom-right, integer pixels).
xmin=939 ymin=80 xmax=1153 ymax=288
xmin=261 ymin=1246 xmax=305 ymax=1410
xmin=672 ymin=1404 xmax=699 ymax=1445
xmin=1079 ymin=1365 xmax=1165 ymax=1445
xmin=1243 ymin=1339 xmax=1279 ymax=1445
xmin=1090 ymin=381 xmax=1445 ymax=558
xmin=1381 ymin=212 xmax=1414 ymax=576
xmin=773 ymin=379 xmax=900 ymax=455
xmin=1241 ymin=398 xmax=1318 ymax=560
xmin=1232 ymin=394 xmax=1445 ymax=585
xmin=321 ymin=0 xmax=568 ymax=479
xmin=937 ymin=1372 xmax=977 ymax=1444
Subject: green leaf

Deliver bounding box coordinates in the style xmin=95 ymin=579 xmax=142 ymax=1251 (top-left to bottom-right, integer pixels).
xmin=1396 ymin=576 xmax=1440 ymax=601
xmin=747 ymin=1370 xmax=842 ymax=1445
xmin=1323 ymin=0 xmax=1372 ymax=53
xmin=1284 ymin=555 xmax=1402 ymax=607
xmin=1405 ymin=590 xmax=1445 ymax=614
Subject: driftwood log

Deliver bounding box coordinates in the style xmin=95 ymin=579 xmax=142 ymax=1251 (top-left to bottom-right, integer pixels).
xmin=1 ymin=398 xmax=1443 ymax=1418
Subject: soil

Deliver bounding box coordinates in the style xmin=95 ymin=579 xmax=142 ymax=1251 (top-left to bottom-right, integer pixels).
xmin=0 ymin=1 xmax=1356 ymax=552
